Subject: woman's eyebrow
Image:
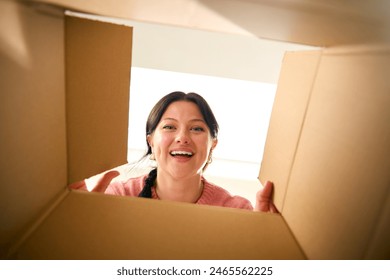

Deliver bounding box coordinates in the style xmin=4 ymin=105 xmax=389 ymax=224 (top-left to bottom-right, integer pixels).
xmin=162 ymin=117 xmax=205 ymax=123
xmin=162 ymin=117 xmax=177 ymax=121
xmin=189 ymin=118 xmax=206 ymax=123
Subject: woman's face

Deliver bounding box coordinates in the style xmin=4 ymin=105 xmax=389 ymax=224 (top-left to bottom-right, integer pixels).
xmin=147 ymin=101 xmax=217 ymax=180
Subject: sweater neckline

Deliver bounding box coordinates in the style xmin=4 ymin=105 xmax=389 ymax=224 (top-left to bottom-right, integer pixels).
xmin=150 ymin=177 xmax=211 ymax=204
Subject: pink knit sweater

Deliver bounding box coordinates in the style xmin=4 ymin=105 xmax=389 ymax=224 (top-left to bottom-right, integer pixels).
xmin=105 ymin=174 xmax=253 ymax=210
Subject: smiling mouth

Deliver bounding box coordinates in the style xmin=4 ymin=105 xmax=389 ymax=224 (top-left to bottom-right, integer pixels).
xmin=170 ymin=151 xmax=193 ymax=158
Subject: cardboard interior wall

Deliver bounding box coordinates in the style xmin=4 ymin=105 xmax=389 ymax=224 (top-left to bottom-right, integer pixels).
xmin=0 ymin=0 xmax=67 ymax=255
xmin=259 ymin=46 xmax=390 ymax=259
xmin=0 ymin=2 xmax=131 ymax=257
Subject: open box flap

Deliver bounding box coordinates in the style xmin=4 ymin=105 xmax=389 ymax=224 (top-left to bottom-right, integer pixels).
xmin=65 ymin=14 xmax=132 ymax=183
xmin=260 ymin=47 xmax=390 ymax=259
xmin=13 ymin=190 xmax=306 ymax=260
xmin=259 ymin=50 xmax=322 ymax=212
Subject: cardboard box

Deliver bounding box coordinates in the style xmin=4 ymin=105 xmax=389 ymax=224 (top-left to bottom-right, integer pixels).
xmin=1 ymin=1 xmax=389 ymax=260
xmin=2 ymin=4 xmax=304 ymax=260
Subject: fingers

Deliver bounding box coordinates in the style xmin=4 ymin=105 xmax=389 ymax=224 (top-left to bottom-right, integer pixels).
xmin=258 ymin=181 xmax=274 ymax=201
xmin=92 ymin=170 xmax=120 ymax=193
xmin=68 ymin=170 xmax=120 ymax=193
xmin=255 ymin=181 xmax=279 ymax=213
xmin=68 ymin=180 xmax=88 ymax=191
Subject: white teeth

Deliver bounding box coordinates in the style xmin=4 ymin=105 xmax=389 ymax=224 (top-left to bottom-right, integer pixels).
xmin=170 ymin=151 xmax=193 ymax=156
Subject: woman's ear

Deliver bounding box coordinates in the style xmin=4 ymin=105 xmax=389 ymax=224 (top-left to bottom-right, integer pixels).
xmin=147 ymin=134 xmax=153 ymax=148
xmin=147 ymin=134 xmax=155 ymax=160
xmin=211 ymin=138 xmax=218 ymax=150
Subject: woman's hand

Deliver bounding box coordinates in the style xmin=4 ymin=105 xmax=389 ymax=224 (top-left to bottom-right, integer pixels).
xmin=254 ymin=181 xmax=279 ymax=213
xmin=68 ymin=170 xmax=120 ymax=193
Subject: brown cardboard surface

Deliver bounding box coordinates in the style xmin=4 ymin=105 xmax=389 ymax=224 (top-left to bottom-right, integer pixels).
xmin=0 ymin=3 xmax=132 ymax=257
xmin=0 ymin=0 xmax=67 ymax=254
xmin=260 ymin=47 xmax=390 ymax=259
xmin=13 ymin=190 xmax=305 ymax=260
xmin=259 ymin=50 xmax=322 ymax=212
xmin=3 ymin=9 xmax=304 ymax=260
xmin=365 ymin=190 xmax=390 ymax=259
xmin=29 ymin=0 xmax=390 ymax=46
xmin=65 ymin=15 xmax=132 ymax=183
xmin=4 ymin=1 xmax=389 ymax=261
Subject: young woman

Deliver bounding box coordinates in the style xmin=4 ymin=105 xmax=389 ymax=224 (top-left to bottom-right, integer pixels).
xmin=70 ymin=91 xmax=278 ymax=212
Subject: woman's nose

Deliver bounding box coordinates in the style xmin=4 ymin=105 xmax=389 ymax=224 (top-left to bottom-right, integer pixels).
xmin=175 ymin=130 xmax=190 ymax=144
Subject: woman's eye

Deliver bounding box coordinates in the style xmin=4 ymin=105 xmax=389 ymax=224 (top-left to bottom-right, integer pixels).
xmin=162 ymin=125 xmax=175 ymax=130
xmin=192 ymin=126 xmax=205 ymax=132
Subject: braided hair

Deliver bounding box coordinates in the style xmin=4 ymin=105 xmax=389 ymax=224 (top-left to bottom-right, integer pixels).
xmin=138 ymin=91 xmax=219 ymax=198
xmin=138 ymin=168 xmax=157 ymax=198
